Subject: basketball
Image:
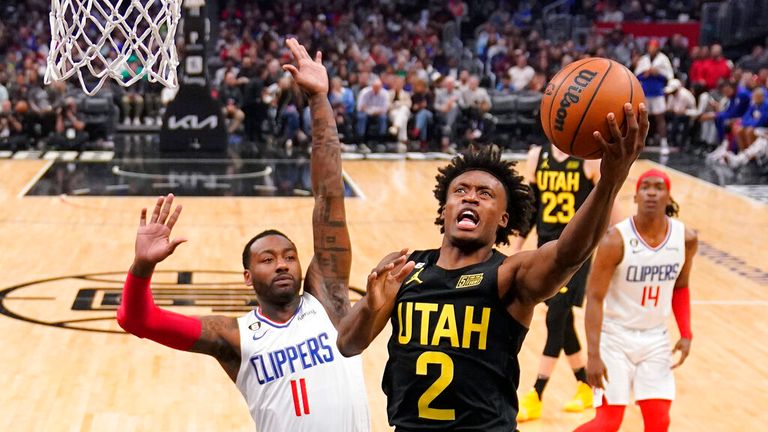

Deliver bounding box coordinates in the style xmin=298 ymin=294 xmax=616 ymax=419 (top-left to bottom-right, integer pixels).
xmin=14 ymin=100 xmax=28 ymax=114
xmin=541 ymin=57 xmax=645 ymax=159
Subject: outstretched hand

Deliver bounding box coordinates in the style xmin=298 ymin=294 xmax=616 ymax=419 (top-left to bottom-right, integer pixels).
xmin=134 ymin=194 xmax=187 ymax=271
xmin=594 ymin=103 xmax=649 ymax=185
xmin=282 ymin=38 xmax=328 ymax=96
xmin=366 ymin=250 xmax=415 ymax=312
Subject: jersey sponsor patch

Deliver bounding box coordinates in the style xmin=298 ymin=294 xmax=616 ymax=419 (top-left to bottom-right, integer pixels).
xmin=456 ymin=273 xmax=484 ymax=288
xmin=566 ymin=160 xmax=580 ymax=169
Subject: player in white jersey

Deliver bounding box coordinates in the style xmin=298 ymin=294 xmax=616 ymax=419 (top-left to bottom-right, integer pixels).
xmin=116 ymin=39 xmax=370 ymax=431
xmin=575 ymin=168 xmax=697 ymax=432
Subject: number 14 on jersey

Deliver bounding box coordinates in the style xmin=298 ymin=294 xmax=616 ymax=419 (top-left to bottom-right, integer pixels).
xmin=641 ymin=285 xmax=660 ymax=307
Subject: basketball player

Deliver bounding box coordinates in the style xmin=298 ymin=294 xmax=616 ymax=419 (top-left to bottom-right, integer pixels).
xmin=512 ymin=142 xmax=604 ymax=421
xmin=337 ymin=103 xmax=650 ymax=430
xmin=575 ymin=168 xmax=696 ymax=432
xmin=116 ymin=39 xmax=370 ymax=431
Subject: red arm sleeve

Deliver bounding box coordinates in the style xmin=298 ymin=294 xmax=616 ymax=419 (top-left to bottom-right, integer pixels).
xmin=116 ymin=272 xmax=202 ymax=350
xmin=672 ymin=286 xmax=692 ymax=339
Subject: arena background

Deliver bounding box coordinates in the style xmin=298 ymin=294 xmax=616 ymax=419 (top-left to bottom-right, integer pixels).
xmin=0 ymin=0 xmax=766 ymax=431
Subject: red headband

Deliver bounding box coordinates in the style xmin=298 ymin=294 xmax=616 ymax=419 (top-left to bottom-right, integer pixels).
xmin=636 ymin=168 xmax=671 ymax=192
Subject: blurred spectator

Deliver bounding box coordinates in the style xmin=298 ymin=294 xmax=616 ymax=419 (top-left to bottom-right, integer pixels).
xmin=496 ymin=74 xmax=515 ymax=94
xmin=601 ymin=1 xmax=624 ymax=22
xmin=121 ymin=88 xmax=144 ymax=126
xmin=143 ymin=82 xmax=163 ymax=125
xmin=0 ymin=100 xmax=24 ymax=150
xmin=635 ymin=39 xmax=674 ymax=153
xmin=688 ymin=46 xmax=708 ymax=87
xmin=733 ymin=87 xmax=768 ymax=152
xmin=219 ymin=72 xmax=246 ymax=136
xmin=737 ymin=45 xmax=767 ymax=74
xmin=330 ymin=77 xmax=356 ymax=118
xmin=387 ymin=76 xmax=412 ymax=147
xmin=49 ymin=97 xmax=87 ymax=150
xmin=239 ymin=61 xmax=269 ymax=142
xmin=702 ymin=44 xmax=732 ymax=90
xmin=623 ymin=0 xmax=644 ymax=21
xmin=665 ymin=79 xmax=696 ymax=148
xmin=27 ymin=70 xmax=55 ymax=136
xmin=665 ymin=34 xmax=691 ymax=78
xmin=275 ymin=75 xmax=304 ymax=145
xmin=715 ymin=79 xmax=752 ymax=141
xmin=219 ymin=71 xmax=244 ymax=108
xmin=688 ymin=82 xmax=719 ymax=148
xmin=214 ymin=58 xmax=240 ymax=88
xmin=410 ymin=79 xmax=434 ymax=148
xmin=0 ymin=72 xmax=8 ymax=105
xmin=356 ymin=78 xmax=389 ymax=139
xmin=460 ymin=76 xmax=492 ymax=111
xmin=329 ymin=76 xmax=356 ymax=140
xmin=460 ymin=75 xmax=492 ymax=141
xmin=508 ymin=51 xmax=535 ymax=91
xmin=435 ymin=76 xmax=461 ymax=148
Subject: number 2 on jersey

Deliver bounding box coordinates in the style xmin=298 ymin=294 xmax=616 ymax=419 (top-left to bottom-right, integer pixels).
xmin=541 ymin=191 xmax=576 ymax=223
xmin=416 ymin=351 xmax=455 ymax=420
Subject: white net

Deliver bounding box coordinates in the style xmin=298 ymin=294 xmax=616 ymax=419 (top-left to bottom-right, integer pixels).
xmin=45 ymin=0 xmax=182 ymax=96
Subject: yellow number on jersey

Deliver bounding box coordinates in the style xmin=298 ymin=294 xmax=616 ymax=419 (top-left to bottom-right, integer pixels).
xmin=541 ymin=191 xmax=576 ymax=224
xmin=416 ymin=351 xmax=456 ymax=420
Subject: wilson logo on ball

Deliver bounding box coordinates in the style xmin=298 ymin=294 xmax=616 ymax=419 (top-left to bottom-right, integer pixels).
xmin=554 ymin=69 xmax=599 ymax=132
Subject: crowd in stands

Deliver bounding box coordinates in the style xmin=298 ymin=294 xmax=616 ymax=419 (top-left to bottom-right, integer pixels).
xmin=0 ymin=0 xmax=766 ymax=168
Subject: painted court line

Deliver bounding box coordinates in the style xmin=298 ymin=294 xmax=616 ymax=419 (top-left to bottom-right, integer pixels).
xmin=17 ymin=159 xmax=54 ymax=198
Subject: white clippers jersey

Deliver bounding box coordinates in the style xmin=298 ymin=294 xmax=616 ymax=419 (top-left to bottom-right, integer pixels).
xmin=235 ymin=293 xmax=370 ymax=432
xmin=604 ymin=217 xmax=686 ymax=330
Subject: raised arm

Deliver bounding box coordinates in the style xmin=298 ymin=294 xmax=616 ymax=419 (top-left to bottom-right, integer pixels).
xmin=336 ymin=251 xmax=414 ymax=357
xmin=117 ymin=194 xmax=241 ymax=381
xmin=282 ymin=38 xmax=351 ymax=325
xmin=671 ymin=228 xmax=698 ymax=369
xmin=583 ymin=227 xmax=623 ymax=389
xmin=503 ymin=103 xmax=648 ymax=321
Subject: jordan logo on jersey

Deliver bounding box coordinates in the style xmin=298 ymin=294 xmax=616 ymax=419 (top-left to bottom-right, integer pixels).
xmin=406 ymin=268 xmax=425 ymax=286
xmin=249 ymin=332 xmax=335 ymax=384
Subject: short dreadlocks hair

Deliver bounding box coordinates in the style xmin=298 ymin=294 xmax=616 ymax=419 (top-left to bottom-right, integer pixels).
xmin=433 ymin=147 xmax=535 ymax=245
xmin=666 ymin=197 xmax=680 ymax=218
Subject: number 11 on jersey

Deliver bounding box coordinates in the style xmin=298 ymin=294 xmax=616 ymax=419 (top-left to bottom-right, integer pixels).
xmin=291 ymin=378 xmax=310 ymax=416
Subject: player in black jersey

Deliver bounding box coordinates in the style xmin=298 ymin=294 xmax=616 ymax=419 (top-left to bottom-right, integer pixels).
xmin=338 ymin=104 xmax=649 ymax=431
xmin=512 ymin=142 xmax=607 ymax=421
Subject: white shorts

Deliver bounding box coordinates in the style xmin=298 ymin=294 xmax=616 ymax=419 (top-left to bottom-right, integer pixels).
xmin=646 ymin=96 xmax=666 ymax=115
xmin=593 ymin=323 xmax=675 ymax=407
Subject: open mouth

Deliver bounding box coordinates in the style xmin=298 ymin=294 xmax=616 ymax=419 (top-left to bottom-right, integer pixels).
xmin=456 ymin=209 xmax=480 ymax=230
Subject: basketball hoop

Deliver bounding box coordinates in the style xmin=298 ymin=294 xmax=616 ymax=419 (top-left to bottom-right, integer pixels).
xmin=45 ymin=0 xmax=183 ymax=96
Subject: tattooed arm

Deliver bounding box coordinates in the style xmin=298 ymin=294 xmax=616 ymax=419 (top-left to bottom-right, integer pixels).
xmin=283 ymin=38 xmax=352 ymax=326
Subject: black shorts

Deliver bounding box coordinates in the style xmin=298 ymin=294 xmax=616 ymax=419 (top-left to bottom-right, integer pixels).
xmin=544 ymin=258 xmax=591 ymax=308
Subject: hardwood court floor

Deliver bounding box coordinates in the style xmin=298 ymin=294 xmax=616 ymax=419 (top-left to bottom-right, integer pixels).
xmin=0 ymin=158 xmax=766 ymax=431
